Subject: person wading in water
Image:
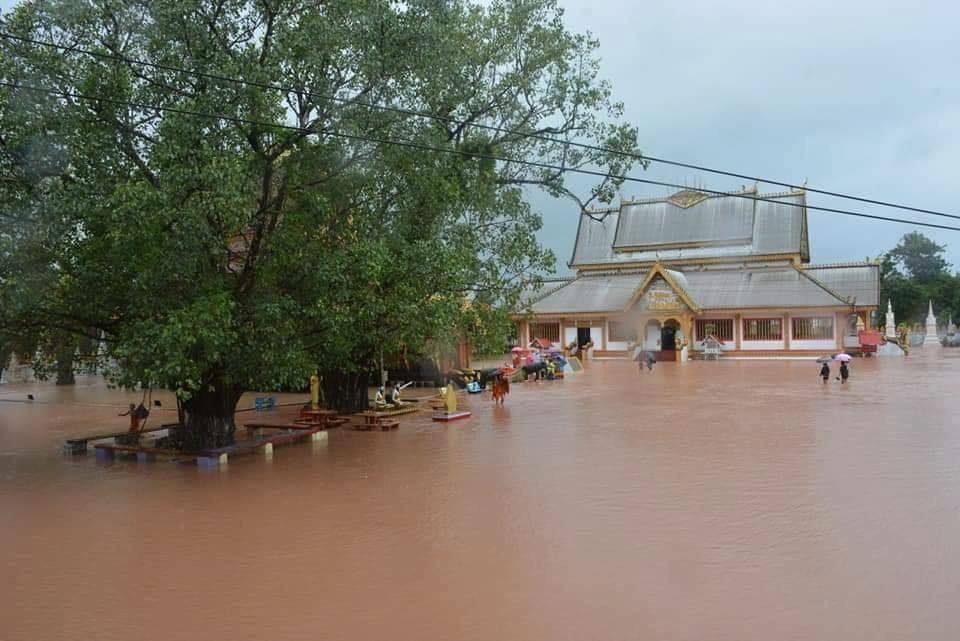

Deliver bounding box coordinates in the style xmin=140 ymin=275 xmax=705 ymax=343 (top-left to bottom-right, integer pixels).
xmin=820 ymin=362 xmax=830 ymax=384
xmin=120 ymin=403 xmax=139 ymax=432
xmin=839 ymin=361 xmax=850 ymax=384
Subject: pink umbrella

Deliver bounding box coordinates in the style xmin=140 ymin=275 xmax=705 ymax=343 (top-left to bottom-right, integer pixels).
xmin=833 ymin=353 xmax=852 ymax=362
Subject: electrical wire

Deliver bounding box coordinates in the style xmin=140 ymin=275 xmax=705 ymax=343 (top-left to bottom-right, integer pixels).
xmin=2 ymin=78 xmax=960 ymax=233
xmin=2 ymin=30 xmax=957 ymax=222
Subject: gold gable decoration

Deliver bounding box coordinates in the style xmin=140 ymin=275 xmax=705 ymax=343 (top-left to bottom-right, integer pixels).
xmin=622 ymin=263 xmax=702 ymax=314
xmin=646 ymin=289 xmax=682 ymax=311
xmin=666 ymin=190 xmax=709 ymax=209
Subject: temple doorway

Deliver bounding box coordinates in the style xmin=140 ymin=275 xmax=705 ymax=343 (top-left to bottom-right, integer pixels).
xmin=661 ymin=319 xmax=679 ymax=351
xmin=577 ymin=327 xmax=592 ymax=348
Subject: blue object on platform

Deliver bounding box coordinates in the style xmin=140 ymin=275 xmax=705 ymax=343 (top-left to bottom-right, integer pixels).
xmin=466 ymin=381 xmax=481 ymax=394
xmin=255 ymin=396 xmax=277 ymax=411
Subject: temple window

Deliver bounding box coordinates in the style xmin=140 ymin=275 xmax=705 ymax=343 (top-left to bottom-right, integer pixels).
xmin=608 ymin=320 xmax=635 ymax=343
xmin=695 ymin=319 xmax=734 ymax=342
xmin=529 ymin=322 xmax=560 ymax=343
xmin=743 ymin=318 xmax=783 ymax=341
xmin=792 ymin=317 xmax=834 ymax=340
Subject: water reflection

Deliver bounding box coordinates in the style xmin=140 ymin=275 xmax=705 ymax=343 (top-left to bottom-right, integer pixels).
xmin=1 ymin=351 xmax=959 ymax=641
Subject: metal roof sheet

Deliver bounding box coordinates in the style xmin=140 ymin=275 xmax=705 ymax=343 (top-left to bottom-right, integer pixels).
xmin=570 ymin=211 xmax=620 ymax=265
xmin=802 ymin=263 xmax=879 ymax=306
xmin=752 ymin=195 xmax=805 ymax=254
xmin=518 ymin=278 xmax=574 ymax=308
xmin=524 ymin=273 xmax=646 ymax=314
xmin=570 ymin=191 xmax=806 ymax=267
xmin=682 ymin=269 xmax=847 ymax=309
xmin=524 ymin=266 xmax=861 ymax=314
xmin=613 ymin=195 xmax=754 ymax=249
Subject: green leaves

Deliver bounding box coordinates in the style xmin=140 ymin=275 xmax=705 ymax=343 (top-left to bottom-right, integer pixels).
xmin=1 ymin=0 xmax=637 ymax=399
xmin=881 ymin=231 xmax=958 ymax=325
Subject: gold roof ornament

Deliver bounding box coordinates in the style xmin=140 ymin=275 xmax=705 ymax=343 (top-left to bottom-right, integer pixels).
xmin=666 ymin=189 xmax=710 ymax=209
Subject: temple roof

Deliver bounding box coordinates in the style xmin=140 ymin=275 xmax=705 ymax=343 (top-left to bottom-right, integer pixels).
xmin=521 ymin=273 xmax=641 ymax=314
xmin=570 ymin=189 xmax=809 ymax=267
xmin=801 ymin=263 xmax=880 ymax=306
xmin=520 ymin=262 xmax=878 ymax=315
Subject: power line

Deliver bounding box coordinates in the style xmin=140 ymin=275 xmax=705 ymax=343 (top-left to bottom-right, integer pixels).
xmin=2 ymin=78 xmax=960 ymax=234
xmin=2 ymin=29 xmax=957 ymax=222
xmin=2 ymin=30 xmax=958 ymax=222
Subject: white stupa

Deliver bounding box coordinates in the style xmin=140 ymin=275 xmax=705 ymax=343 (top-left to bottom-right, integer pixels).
xmin=923 ymin=301 xmax=940 ymax=345
xmin=884 ymin=300 xmax=897 ymax=339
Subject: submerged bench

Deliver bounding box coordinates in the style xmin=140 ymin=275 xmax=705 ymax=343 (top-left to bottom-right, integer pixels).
xmin=64 ymin=423 xmax=179 ymax=455
xmin=199 ymin=425 xmax=328 ymax=466
xmin=366 ymin=405 xmax=420 ymax=417
xmin=244 ymin=422 xmax=319 ymax=431
xmin=95 ymin=423 xmax=328 ymax=467
xmin=93 ymin=443 xmax=182 ymax=462
xmin=353 ymin=411 xmax=403 ymax=431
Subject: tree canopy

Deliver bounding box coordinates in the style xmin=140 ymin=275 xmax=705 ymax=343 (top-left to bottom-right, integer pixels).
xmin=887 ymin=231 xmax=949 ymax=282
xmin=0 ymin=0 xmax=640 ymax=446
xmin=880 ymin=231 xmax=957 ymax=327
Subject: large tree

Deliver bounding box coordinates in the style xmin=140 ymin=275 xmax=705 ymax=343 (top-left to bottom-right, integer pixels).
xmin=0 ymin=0 xmax=639 ymax=448
xmin=880 ymin=231 xmax=958 ymax=325
xmin=887 ymin=231 xmax=949 ymax=282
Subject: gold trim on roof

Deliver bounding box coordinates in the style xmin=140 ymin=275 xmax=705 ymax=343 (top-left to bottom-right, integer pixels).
xmin=666 ymin=190 xmax=710 ymax=209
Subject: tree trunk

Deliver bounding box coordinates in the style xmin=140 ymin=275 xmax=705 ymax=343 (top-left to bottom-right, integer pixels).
xmin=175 ymin=381 xmax=243 ymax=451
xmin=55 ymin=350 xmax=75 ymax=385
xmin=321 ymin=369 xmax=370 ymax=414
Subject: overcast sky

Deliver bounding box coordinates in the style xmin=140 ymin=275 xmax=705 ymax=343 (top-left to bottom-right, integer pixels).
xmin=535 ymin=0 xmax=960 ymax=273
xmin=3 ymin=0 xmax=957 ymax=274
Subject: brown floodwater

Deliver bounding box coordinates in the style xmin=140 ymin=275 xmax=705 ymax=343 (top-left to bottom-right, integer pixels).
xmin=2 ymin=350 xmax=959 ymax=641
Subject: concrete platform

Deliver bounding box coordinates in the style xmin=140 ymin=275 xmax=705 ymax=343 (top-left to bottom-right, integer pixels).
xmin=432 ymin=411 xmax=472 ymax=422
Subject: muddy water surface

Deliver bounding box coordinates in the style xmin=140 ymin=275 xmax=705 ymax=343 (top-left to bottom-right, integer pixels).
xmin=2 ymin=352 xmax=959 ymax=641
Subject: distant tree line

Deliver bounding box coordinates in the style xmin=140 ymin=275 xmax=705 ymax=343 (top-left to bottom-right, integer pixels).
xmin=879 ymin=231 xmax=960 ymax=329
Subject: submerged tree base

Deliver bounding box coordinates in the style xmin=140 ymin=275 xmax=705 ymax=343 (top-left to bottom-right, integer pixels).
xmin=321 ymin=369 xmax=371 ymax=415
xmin=160 ymin=384 xmax=243 ymax=451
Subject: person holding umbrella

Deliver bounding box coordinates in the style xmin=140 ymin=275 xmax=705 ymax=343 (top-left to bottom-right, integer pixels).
xmin=833 ymin=353 xmax=852 ymax=383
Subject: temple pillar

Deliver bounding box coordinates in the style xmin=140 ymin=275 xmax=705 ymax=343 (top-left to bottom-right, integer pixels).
xmin=682 ymin=316 xmax=693 ymax=346
xmin=783 ymin=313 xmax=791 ymax=350
xmin=734 ymin=314 xmax=742 ymax=350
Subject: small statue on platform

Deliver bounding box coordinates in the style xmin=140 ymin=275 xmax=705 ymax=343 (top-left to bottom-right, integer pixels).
xmin=443 ymin=383 xmax=457 ymax=414
xmin=310 ymin=373 xmax=321 ymax=409
xmin=898 ymin=324 xmax=910 ymax=355
xmin=389 ymin=381 xmax=411 ymax=407
xmin=375 ymin=386 xmax=388 ymax=409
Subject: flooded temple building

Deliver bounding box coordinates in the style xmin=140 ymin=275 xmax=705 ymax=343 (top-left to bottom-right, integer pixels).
xmin=516 ymin=187 xmax=879 ymax=359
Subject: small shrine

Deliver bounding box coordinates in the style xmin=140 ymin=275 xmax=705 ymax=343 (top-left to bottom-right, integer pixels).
xmin=702 ymin=334 xmax=724 ymax=360
xmin=923 ymin=301 xmax=940 ymax=345
xmin=432 ymin=382 xmax=472 ymax=422
xmin=884 ymin=301 xmax=897 ymax=339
